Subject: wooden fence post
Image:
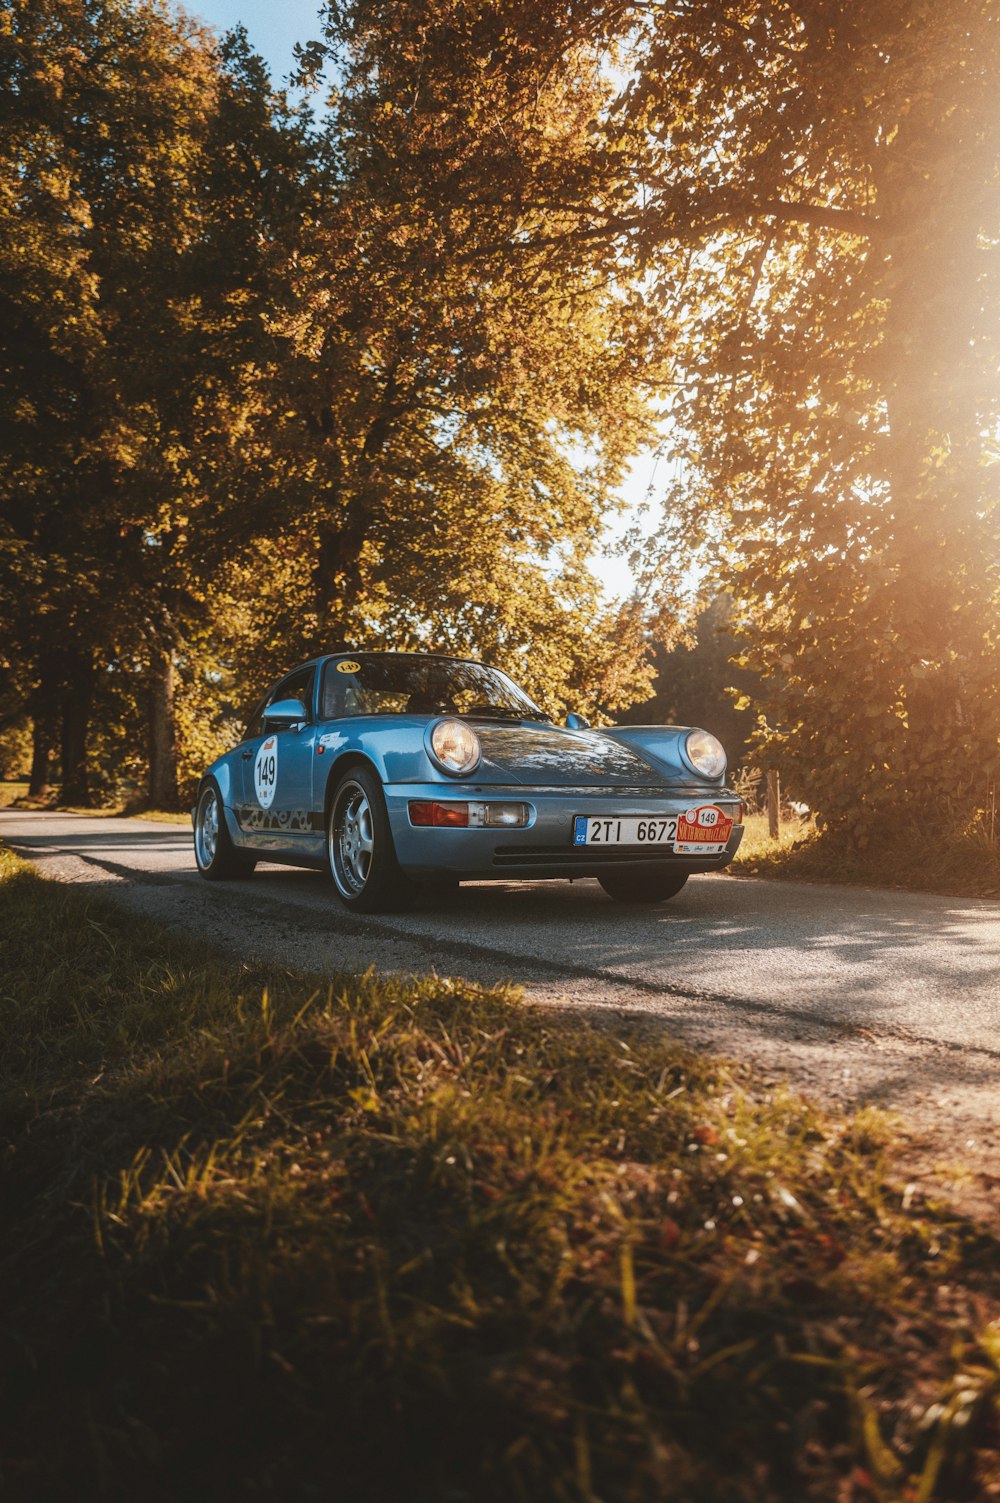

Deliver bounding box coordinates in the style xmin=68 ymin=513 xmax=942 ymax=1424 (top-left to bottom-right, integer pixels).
xmin=767 ymin=769 xmax=781 ymax=840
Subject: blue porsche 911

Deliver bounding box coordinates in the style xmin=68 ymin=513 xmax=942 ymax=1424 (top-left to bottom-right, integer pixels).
xmin=193 ymin=651 xmax=744 ymax=911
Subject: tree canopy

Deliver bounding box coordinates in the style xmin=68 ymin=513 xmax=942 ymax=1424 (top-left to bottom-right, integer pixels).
xmin=2 ymin=0 xmax=997 ymax=839
xmin=614 ymin=0 xmax=1000 ymax=839
xmin=0 ymin=0 xmax=659 ymax=804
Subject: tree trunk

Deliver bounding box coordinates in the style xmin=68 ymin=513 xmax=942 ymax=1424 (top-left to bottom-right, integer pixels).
xmin=310 ymin=365 xmax=406 ymax=648
xmin=312 ymin=516 xmax=369 ymax=649
xmin=28 ymin=721 xmax=52 ymax=800
xmin=60 ymin=656 xmax=95 ymax=806
xmin=28 ymin=656 xmax=60 ymax=800
xmin=147 ymin=647 xmax=180 ymax=809
xmin=766 ymin=770 xmax=780 ymax=841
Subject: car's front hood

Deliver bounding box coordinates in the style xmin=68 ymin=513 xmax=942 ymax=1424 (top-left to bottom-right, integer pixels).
xmin=471 ymin=724 xmax=665 ymax=787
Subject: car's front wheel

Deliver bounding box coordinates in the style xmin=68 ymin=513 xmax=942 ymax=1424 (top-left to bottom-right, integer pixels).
xmin=327 ymin=766 xmax=414 ymax=913
xmin=598 ymin=869 xmax=688 ymax=904
xmin=194 ymin=781 xmax=257 ymax=880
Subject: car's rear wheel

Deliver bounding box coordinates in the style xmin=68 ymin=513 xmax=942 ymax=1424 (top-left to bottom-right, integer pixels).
xmin=598 ymin=869 xmax=689 ymax=904
xmin=194 ymin=781 xmax=257 ymax=880
xmin=328 ymin=766 xmax=414 ymax=913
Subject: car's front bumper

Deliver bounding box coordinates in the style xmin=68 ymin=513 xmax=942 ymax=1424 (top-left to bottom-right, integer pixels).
xmin=385 ymin=783 xmax=743 ymax=881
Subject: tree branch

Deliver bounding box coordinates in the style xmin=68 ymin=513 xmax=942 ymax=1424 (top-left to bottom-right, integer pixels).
xmin=455 ymin=193 xmax=876 ymax=266
xmin=751 ymin=199 xmax=875 ymax=235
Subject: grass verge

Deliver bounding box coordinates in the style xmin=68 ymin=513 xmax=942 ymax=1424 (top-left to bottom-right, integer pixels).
xmin=2 ymin=845 xmax=999 ymax=1502
xmin=0 ymin=779 xmax=189 ymax=823
xmin=57 ymin=802 xmax=192 ymax=824
xmin=730 ymin=810 xmax=817 ymax=865
xmin=731 ymin=813 xmax=1000 ymax=901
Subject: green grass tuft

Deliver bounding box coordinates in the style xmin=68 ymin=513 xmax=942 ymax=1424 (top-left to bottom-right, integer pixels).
xmin=1 ymin=844 xmax=998 ymax=1501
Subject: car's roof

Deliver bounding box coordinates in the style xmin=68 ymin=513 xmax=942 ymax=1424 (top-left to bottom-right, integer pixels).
xmin=334 ymin=650 xmax=485 ymax=663
xmin=290 ymin=650 xmax=488 ymax=673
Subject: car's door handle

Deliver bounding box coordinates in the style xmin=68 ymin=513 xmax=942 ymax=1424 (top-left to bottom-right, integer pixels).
xmin=241 ymin=750 xmax=253 ymax=760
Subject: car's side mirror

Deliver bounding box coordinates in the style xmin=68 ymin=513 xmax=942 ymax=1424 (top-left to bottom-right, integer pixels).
xmin=263 ymin=697 xmax=308 ymax=729
xmin=565 ymin=712 xmax=590 ymax=730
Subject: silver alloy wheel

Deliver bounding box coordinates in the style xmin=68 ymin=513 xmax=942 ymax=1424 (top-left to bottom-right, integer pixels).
xmin=330 ymin=780 xmax=375 ymax=897
xmin=195 ymin=786 xmax=220 ymax=870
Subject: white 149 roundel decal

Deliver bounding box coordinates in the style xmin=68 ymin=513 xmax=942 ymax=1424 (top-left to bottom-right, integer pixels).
xmin=254 ymin=736 xmax=278 ymax=808
xmin=685 ymin=806 xmax=719 ymax=827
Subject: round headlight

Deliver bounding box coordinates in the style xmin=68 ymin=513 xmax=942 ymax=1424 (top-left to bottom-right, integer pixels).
xmin=685 ymin=729 xmax=727 ymax=780
xmin=429 ymin=718 xmax=481 ymax=776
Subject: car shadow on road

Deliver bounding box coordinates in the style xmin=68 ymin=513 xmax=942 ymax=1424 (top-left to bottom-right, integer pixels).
xmin=418 ymin=870 xmax=1000 ymax=948
xmin=235 ymin=864 xmax=1000 ymax=982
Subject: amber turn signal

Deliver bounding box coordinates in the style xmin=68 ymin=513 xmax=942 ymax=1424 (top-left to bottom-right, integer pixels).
xmin=408 ymin=801 xmax=469 ymax=827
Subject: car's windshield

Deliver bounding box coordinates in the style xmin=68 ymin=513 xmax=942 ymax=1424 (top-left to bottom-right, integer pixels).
xmin=319 ymin=655 xmax=547 ymax=722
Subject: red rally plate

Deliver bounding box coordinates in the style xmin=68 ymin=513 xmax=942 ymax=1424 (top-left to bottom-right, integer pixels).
xmin=673 ymin=803 xmax=734 ymax=855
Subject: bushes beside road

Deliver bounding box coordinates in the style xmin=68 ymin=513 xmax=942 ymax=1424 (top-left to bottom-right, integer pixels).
xmin=1 ymin=844 xmax=999 ymax=1501
xmin=732 ymin=812 xmax=1000 ymax=901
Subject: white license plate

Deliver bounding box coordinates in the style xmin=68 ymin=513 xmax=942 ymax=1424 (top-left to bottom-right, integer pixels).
xmin=573 ymin=814 xmax=678 ymax=847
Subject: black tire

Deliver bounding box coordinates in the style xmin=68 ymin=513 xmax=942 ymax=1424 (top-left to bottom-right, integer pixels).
xmin=327 ymin=765 xmax=414 ymax=913
xmin=598 ymin=869 xmax=689 ymax=904
xmin=194 ymin=780 xmax=257 ymax=880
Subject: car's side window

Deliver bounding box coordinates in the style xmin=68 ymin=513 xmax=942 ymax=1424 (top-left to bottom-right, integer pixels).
xmin=242 ymin=697 xmax=267 ymax=742
xmin=242 ymin=667 xmax=315 ymax=742
xmin=268 ymin=666 xmax=315 ymax=722
xmin=320 ymin=660 xmax=355 ymax=719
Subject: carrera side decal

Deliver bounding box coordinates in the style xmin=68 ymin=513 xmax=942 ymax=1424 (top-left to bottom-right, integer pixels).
xmin=236 ymin=805 xmax=316 ymax=833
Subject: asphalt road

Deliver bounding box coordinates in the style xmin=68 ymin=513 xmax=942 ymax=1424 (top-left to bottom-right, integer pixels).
xmin=5 ymin=809 xmax=999 ymax=1216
